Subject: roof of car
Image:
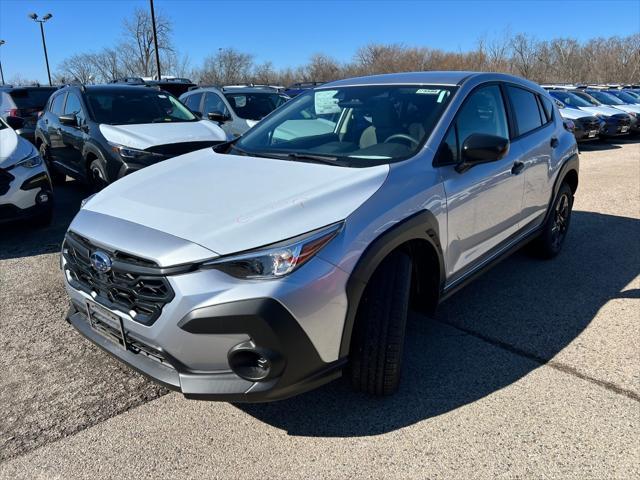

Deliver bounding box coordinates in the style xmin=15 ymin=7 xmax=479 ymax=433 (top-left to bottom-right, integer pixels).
xmin=323 ymin=71 xmax=540 ymax=89
xmin=184 ymin=86 xmax=282 ymax=95
xmin=70 ymin=84 xmax=159 ymax=93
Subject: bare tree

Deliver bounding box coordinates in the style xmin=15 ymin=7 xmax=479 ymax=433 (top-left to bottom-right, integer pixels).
xmin=56 ymin=53 xmax=100 ymax=84
xmin=198 ymin=48 xmax=254 ymax=85
xmin=120 ymin=7 xmax=174 ymax=78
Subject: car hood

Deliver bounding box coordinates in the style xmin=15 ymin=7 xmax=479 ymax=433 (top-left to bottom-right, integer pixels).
xmin=559 ymin=107 xmax=593 ymax=120
xmin=83 ymin=149 xmax=389 ymax=256
xmin=99 ymin=120 xmax=226 ymax=150
xmin=577 ymin=105 xmax=629 ymax=117
xmin=0 ymin=126 xmax=34 ymax=167
xmin=607 ymin=104 xmax=640 ymax=114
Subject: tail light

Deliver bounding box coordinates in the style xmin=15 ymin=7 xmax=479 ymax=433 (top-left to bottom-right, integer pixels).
xmin=6 ymin=108 xmax=20 ymax=117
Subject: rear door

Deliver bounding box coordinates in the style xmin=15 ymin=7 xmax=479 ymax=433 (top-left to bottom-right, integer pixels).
xmin=438 ymin=84 xmax=526 ymax=281
xmin=504 ymin=85 xmax=556 ymax=227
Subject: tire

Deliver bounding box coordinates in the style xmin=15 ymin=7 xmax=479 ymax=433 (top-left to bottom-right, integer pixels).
xmin=349 ymin=250 xmax=412 ymax=396
xmin=39 ymin=142 xmax=65 ymax=185
xmin=530 ymin=182 xmax=574 ymax=259
xmin=88 ymin=158 xmax=109 ymax=192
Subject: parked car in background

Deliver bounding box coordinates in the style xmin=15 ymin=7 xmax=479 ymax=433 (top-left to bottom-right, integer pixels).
xmin=35 ymin=84 xmax=226 ymax=190
xmin=0 ymin=85 xmax=57 ymax=143
xmin=180 ymin=86 xmax=289 ymax=138
xmin=604 ymin=89 xmax=640 ymax=106
xmin=573 ymin=90 xmax=639 ymax=133
xmin=110 ymin=77 xmax=197 ymax=97
xmin=554 ymin=101 xmax=601 ymax=142
xmin=547 ymin=90 xmax=632 ymax=137
xmin=283 ymin=82 xmax=325 ymax=97
xmin=621 ymin=90 xmax=640 ymax=102
xmin=63 ymin=72 xmax=579 ymax=402
xmin=0 ymin=116 xmax=53 ymax=226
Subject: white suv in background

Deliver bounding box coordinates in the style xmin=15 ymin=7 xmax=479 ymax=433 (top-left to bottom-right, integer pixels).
xmin=180 ymin=86 xmax=289 ymax=138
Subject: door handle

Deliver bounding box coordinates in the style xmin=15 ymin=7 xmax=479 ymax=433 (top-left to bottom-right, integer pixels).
xmin=550 ymin=137 xmax=559 ymax=148
xmin=511 ymin=161 xmax=525 ymax=175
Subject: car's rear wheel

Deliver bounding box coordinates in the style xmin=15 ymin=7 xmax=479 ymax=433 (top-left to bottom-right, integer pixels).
xmin=88 ymin=159 xmax=109 ymax=192
xmin=39 ymin=142 xmax=66 ymax=185
xmin=349 ymin=250 xmax=412 ymax=396
xmin=530 ymin=182 xmax=574 ymax=258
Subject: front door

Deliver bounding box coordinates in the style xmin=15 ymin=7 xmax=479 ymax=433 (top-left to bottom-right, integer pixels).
xmin=439 ymin=84 xmax=525 ymax=282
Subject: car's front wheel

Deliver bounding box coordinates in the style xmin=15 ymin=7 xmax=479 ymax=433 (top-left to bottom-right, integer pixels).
xmin=531 ymin=182 xmax=574 ymax=258
xmin=88 ymin=159 xmax=109 ymax=192
xmin=349 ymin=250 xmax=412 ymax=396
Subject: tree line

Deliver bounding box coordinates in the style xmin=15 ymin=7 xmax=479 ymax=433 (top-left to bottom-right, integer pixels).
xmin=38 ymin=8 xmax=640 ymax=87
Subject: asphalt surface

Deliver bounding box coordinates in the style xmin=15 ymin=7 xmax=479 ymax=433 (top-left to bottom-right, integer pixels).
xmin=0 ymin=139 xmax=638 ymax=478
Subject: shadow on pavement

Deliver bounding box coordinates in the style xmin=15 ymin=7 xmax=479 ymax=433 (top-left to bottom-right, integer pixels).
xmin=0 ymin=179 xmax=86 ymax=260
xmin=238 ymin=210 xmax=639 ymax=436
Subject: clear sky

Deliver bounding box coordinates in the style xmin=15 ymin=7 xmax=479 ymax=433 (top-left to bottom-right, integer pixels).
xmin=1 ymin=0 xmax=639 ymax=83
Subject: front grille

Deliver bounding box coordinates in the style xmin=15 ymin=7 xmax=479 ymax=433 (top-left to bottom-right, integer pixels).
xmin=0 ymin=168 xmax=14 ymax=196
xmin=63 ymin=232 xmax=175 ymax=325
xmin=575 ymin=116 xmax=600 ymax=131
xmin=145 ymin=141 xmax=222 ymax=157
xmin=611 ymin=113 xmax=631 ymax=126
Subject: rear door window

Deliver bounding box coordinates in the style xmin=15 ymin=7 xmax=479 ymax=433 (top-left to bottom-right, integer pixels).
xmin=507 ymin=86 xmax=544 ymax=135
xmin=63 ymin=93 xmax=86 ymax=123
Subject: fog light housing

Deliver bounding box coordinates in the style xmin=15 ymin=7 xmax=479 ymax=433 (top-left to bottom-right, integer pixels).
xmin=228 ymin=341 xmax=284 ymax=382
xmin=36 ymin=190 xmax=50 ymax=204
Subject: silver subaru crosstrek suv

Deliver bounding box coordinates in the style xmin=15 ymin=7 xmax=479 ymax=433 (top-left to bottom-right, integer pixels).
xmin=62 ymin=72 xmax=578 ymax=401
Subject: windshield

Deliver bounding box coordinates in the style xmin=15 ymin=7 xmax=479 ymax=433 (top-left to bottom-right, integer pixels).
xmin=607 ymin=91 xmax=638 ymax=104
xmin=587 ymin=91 xmax=625 ymax=106
xmin=549 ymin=91 xmax=595 ymax=108
xmin=234 ymin=85 xmax=456 ymax=167
xmin=85 ymin=89 xmax=197 ymax=125
xmin=223 ymin=92 xmax=288 ymax=120
xmin=9 ymin=88 xmax=57 ymax=109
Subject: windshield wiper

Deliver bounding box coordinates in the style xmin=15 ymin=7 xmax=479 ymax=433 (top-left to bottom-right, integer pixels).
xmin=278 ymin=152 xmax=339 ymax=165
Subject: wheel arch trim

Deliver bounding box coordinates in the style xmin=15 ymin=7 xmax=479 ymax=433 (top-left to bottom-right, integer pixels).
xmin=339 ymin=210 xmax=445 ymax=358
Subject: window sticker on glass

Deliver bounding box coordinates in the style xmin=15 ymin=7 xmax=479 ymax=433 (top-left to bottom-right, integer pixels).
xmin=416 ymin=88 xmax=441 ymax=95
xmin=437 ymin=90 xmax=449 ymax=103
xmin=315 ymin=90 xmax=341 ymax=114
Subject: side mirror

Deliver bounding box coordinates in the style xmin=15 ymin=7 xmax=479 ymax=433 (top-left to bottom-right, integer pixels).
xmin=208 ymin=111 xmax=231 ymax=123
xmin=59 ymin=113 xmax=78 ymax=127
xmin=456 ymin=134 xmax=509 ymax=173
xmin=5 ymin=115 xmax=25 ymax=130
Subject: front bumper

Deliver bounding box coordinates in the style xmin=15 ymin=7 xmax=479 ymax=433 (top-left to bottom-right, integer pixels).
xmin=65 ymin=296 xmax=346 ymax=402
xmin=61 ymin=225 xmax=350 ymax=401
xmin=0 ymin=162 xmax=52 ymax=223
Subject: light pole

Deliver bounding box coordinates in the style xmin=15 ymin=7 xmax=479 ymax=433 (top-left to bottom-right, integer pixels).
xmin=149 ymin=0 xmax=161 ymax=80
xmin=28 ymin=13 xmax=53 ymax=86
xmin=0 ymin=40 xmax=5 ymax=86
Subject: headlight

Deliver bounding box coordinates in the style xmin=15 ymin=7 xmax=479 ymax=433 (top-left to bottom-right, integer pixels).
xmin=109 ymin=143 xmax=162 ymax=161
xmin=203 ymin=222 xmax=343 ymax=279
xmin=627 ymin=111 xmax=637 ymax=119
xmin=594 ymin=113 xmax=606 ymax=120
xmin=15 ymin=151 xmax=42 ymax=168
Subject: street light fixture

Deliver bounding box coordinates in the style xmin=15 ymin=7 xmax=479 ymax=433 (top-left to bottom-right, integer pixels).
xmin=28 ymin=12 xmax=53 ymax=86
xmin=0 ymin=40 xmax=5 ymax=86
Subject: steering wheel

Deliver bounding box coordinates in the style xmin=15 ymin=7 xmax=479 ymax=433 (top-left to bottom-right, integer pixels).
xmin=383 ymin=134 xmax=420 ymax=147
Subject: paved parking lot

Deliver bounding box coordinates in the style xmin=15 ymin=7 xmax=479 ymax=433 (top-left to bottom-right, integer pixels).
xmin=1 ymin=139 xmax=638 ymax=479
